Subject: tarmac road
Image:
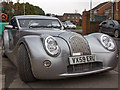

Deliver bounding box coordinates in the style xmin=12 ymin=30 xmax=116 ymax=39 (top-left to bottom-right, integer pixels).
xmin=0 ymin=36 xmax=120 ymax=89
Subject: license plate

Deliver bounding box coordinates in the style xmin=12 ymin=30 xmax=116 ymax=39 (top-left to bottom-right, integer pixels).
xmin=69 ymin=55 xmax=96 ymax=65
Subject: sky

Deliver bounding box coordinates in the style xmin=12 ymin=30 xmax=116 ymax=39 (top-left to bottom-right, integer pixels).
xmin=11 ymin=0 xmax=113 ymax=15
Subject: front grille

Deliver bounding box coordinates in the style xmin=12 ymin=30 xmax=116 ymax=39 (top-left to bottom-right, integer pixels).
xmin=67 ymin=62 xmax=103 ymax=73
xmin=69 ymin=35 xmax=91 ymax=55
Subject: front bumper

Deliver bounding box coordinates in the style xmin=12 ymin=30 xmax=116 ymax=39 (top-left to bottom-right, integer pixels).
xmin=28 ymin=36 xmax=118 ymax=80
xmin=31 ymin=51 xmax=117 ymax=79
xmin=60 ymin=67 xmax=112 ymax=77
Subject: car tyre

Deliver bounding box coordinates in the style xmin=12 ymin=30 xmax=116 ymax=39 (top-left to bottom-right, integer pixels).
xmin=114 ymin=30 xmax=119 ymax=38
xmin=17 ymin=44 xmax=36 ymax=82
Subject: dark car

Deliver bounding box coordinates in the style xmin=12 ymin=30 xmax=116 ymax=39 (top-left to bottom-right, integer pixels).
xmin=99 ymin=20 xmax=120 ymax=38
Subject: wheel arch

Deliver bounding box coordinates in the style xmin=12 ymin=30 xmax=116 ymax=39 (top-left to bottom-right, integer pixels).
xmin=16 ymin=35 xmax=44 ymax=77
xmin=2 ymin=30 xmax=10 ymax=51
xmin=17 ymin=43 xmax=36 ymax=82
xmin=17 ymin=35 xmax=42 ymax=66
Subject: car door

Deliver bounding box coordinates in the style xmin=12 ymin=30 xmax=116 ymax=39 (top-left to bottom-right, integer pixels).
xmin=100 ymin=21 xmax=108 ymax=33
xmin=9 ymin=18 xmax=19 ymax=50
xmin=112 ymin=20 xmax=120 ymax=31
xmin=107 ymin=20 xmax=115 ymax=34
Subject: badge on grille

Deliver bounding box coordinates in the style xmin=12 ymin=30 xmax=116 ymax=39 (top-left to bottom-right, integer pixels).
xmin=73 ymin=52 xmax=83 ymax=56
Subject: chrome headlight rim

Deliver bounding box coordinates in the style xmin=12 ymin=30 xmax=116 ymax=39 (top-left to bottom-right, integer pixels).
xmin=100 ymin=34 xmax=116 ymax=51
xmin=44 ymin=36 xmax=60 ymax=57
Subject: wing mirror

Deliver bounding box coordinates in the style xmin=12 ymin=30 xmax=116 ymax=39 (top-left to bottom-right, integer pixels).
xmin=5 ymin=25 xmax=13 ymax=29
xmin=61 ymin=26 xmax=64 ymax=30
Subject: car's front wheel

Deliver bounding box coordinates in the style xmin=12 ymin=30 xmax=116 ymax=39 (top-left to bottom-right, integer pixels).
xmin=114 ymin=30 xmax=119 ymax=38
xmin=17 ymin=44 xmax=36 ymax=82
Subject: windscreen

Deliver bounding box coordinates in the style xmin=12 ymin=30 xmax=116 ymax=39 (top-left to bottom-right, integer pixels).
xmin=113 ymin=20 xmax=119 ymax=26
xmin=18 ymin=19 xmax=61 ymax=28
xmin=66 ymin=21 xmax=74 ymax=25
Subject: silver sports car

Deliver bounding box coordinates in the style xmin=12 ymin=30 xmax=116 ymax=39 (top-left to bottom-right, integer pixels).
xmin=2 ymin=15 xmax=118 ymax=82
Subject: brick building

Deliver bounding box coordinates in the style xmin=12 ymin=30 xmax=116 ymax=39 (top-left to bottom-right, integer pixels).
xmin=82 ymin=0 xmax=120 ymax=34
xmin=62 ymin=13 xmax=82 ymax=25
xmin=90 ymin=1 xmax=120 ymax=21
xmin=90 ymin=1 xmax=113 ymax=21
xmin=114 ymin=0 xmax=120 ymax=21
xmin=56 ymin=15 xmax=63 ymax=21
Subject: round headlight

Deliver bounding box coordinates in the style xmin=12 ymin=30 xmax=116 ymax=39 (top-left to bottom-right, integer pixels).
xmin=45 ymin=36 xmax=60 ymax=56
xmin=101 ymin=35 xmax=116 ymax=51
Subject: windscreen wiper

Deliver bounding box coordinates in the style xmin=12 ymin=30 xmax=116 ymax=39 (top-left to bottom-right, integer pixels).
xmin=29 ymin=25 xmax=50 ymax=28
xmin=29 ymin=25 xmax=61 ymax=28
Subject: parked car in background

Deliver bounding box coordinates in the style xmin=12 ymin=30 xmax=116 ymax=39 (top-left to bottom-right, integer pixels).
xmin=62 ymin=22 xmax=67 ymax=29
xmin=2 ymin=15 xmax=118 ymax=82
xmin=99 ymin=20 xmax=120 ymax=38
xmin=62 ymin=21 xmax=76 ymax=29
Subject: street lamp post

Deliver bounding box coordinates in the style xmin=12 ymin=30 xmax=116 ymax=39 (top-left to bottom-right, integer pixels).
xmin=90 ymin=0 xmax=92 ymax=21
xmin=23 ymin=0 xmax=25 ymax=15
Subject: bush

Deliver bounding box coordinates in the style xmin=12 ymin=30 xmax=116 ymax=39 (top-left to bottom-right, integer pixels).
xmin=76 ymin=26 xmax=82 ymax=30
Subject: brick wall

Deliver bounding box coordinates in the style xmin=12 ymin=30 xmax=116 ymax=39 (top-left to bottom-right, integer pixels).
xmin=82 ymin=11 xmax=100 ymax=35
xmin=82 ymin=11 xmax=90 ymax=34
xmin=82 ymin=1 xmax=120 ymax=35
xmin=98 ymin=2 xmax=112 ymax=14
xmin=90 ymin=22 xmax=100 ymax=33
xmin=114 ymin=1 xmax=120 ymax=20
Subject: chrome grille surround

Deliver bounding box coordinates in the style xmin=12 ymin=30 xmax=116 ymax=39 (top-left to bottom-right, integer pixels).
xmin=69 ymin=35 xmax=91 ymax=55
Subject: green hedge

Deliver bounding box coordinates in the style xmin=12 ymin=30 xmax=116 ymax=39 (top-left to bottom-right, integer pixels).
xmin=76 ymin=26 xmax=82 ymax=30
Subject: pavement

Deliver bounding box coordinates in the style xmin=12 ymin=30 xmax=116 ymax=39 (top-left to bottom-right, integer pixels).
xmin=0 ymin=35 xmax=120 ymax=89
xmin=69 ymin=29 xmax=82 ymax=34
xmin=0 ymin=36 xmax=2 ymax=90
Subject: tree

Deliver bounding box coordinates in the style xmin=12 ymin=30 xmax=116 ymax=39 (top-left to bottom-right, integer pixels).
xmin=1 ymin=1 xmax=14 ymax=21
xmin=1 ymin=1 xmax=45 ymax=21
xmin=14 ymin=2 xmax=45 ymax=15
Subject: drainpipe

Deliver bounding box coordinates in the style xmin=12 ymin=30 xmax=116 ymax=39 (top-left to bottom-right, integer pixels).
xmin=112 ymin=1 xmax=114 ymax=20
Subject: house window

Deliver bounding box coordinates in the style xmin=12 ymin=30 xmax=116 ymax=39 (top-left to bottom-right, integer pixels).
xmin=94 ymin=10 xmax=98 ymax=15
xmin=105 ymin=11 xmax=109 ymax=16
xmin=68 ymin=16 xmax=70 ymax=19
xmin=72 ymin=17 xmax=74 ymax=19
xmin=76 ymin=17 xmax=78 ymax=19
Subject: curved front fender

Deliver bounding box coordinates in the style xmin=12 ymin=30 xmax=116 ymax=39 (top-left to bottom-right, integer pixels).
xmin=17 ymin=35 xmax=71 ymax=79
xmin=84 ymin=33 xmax=118 ymax=68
